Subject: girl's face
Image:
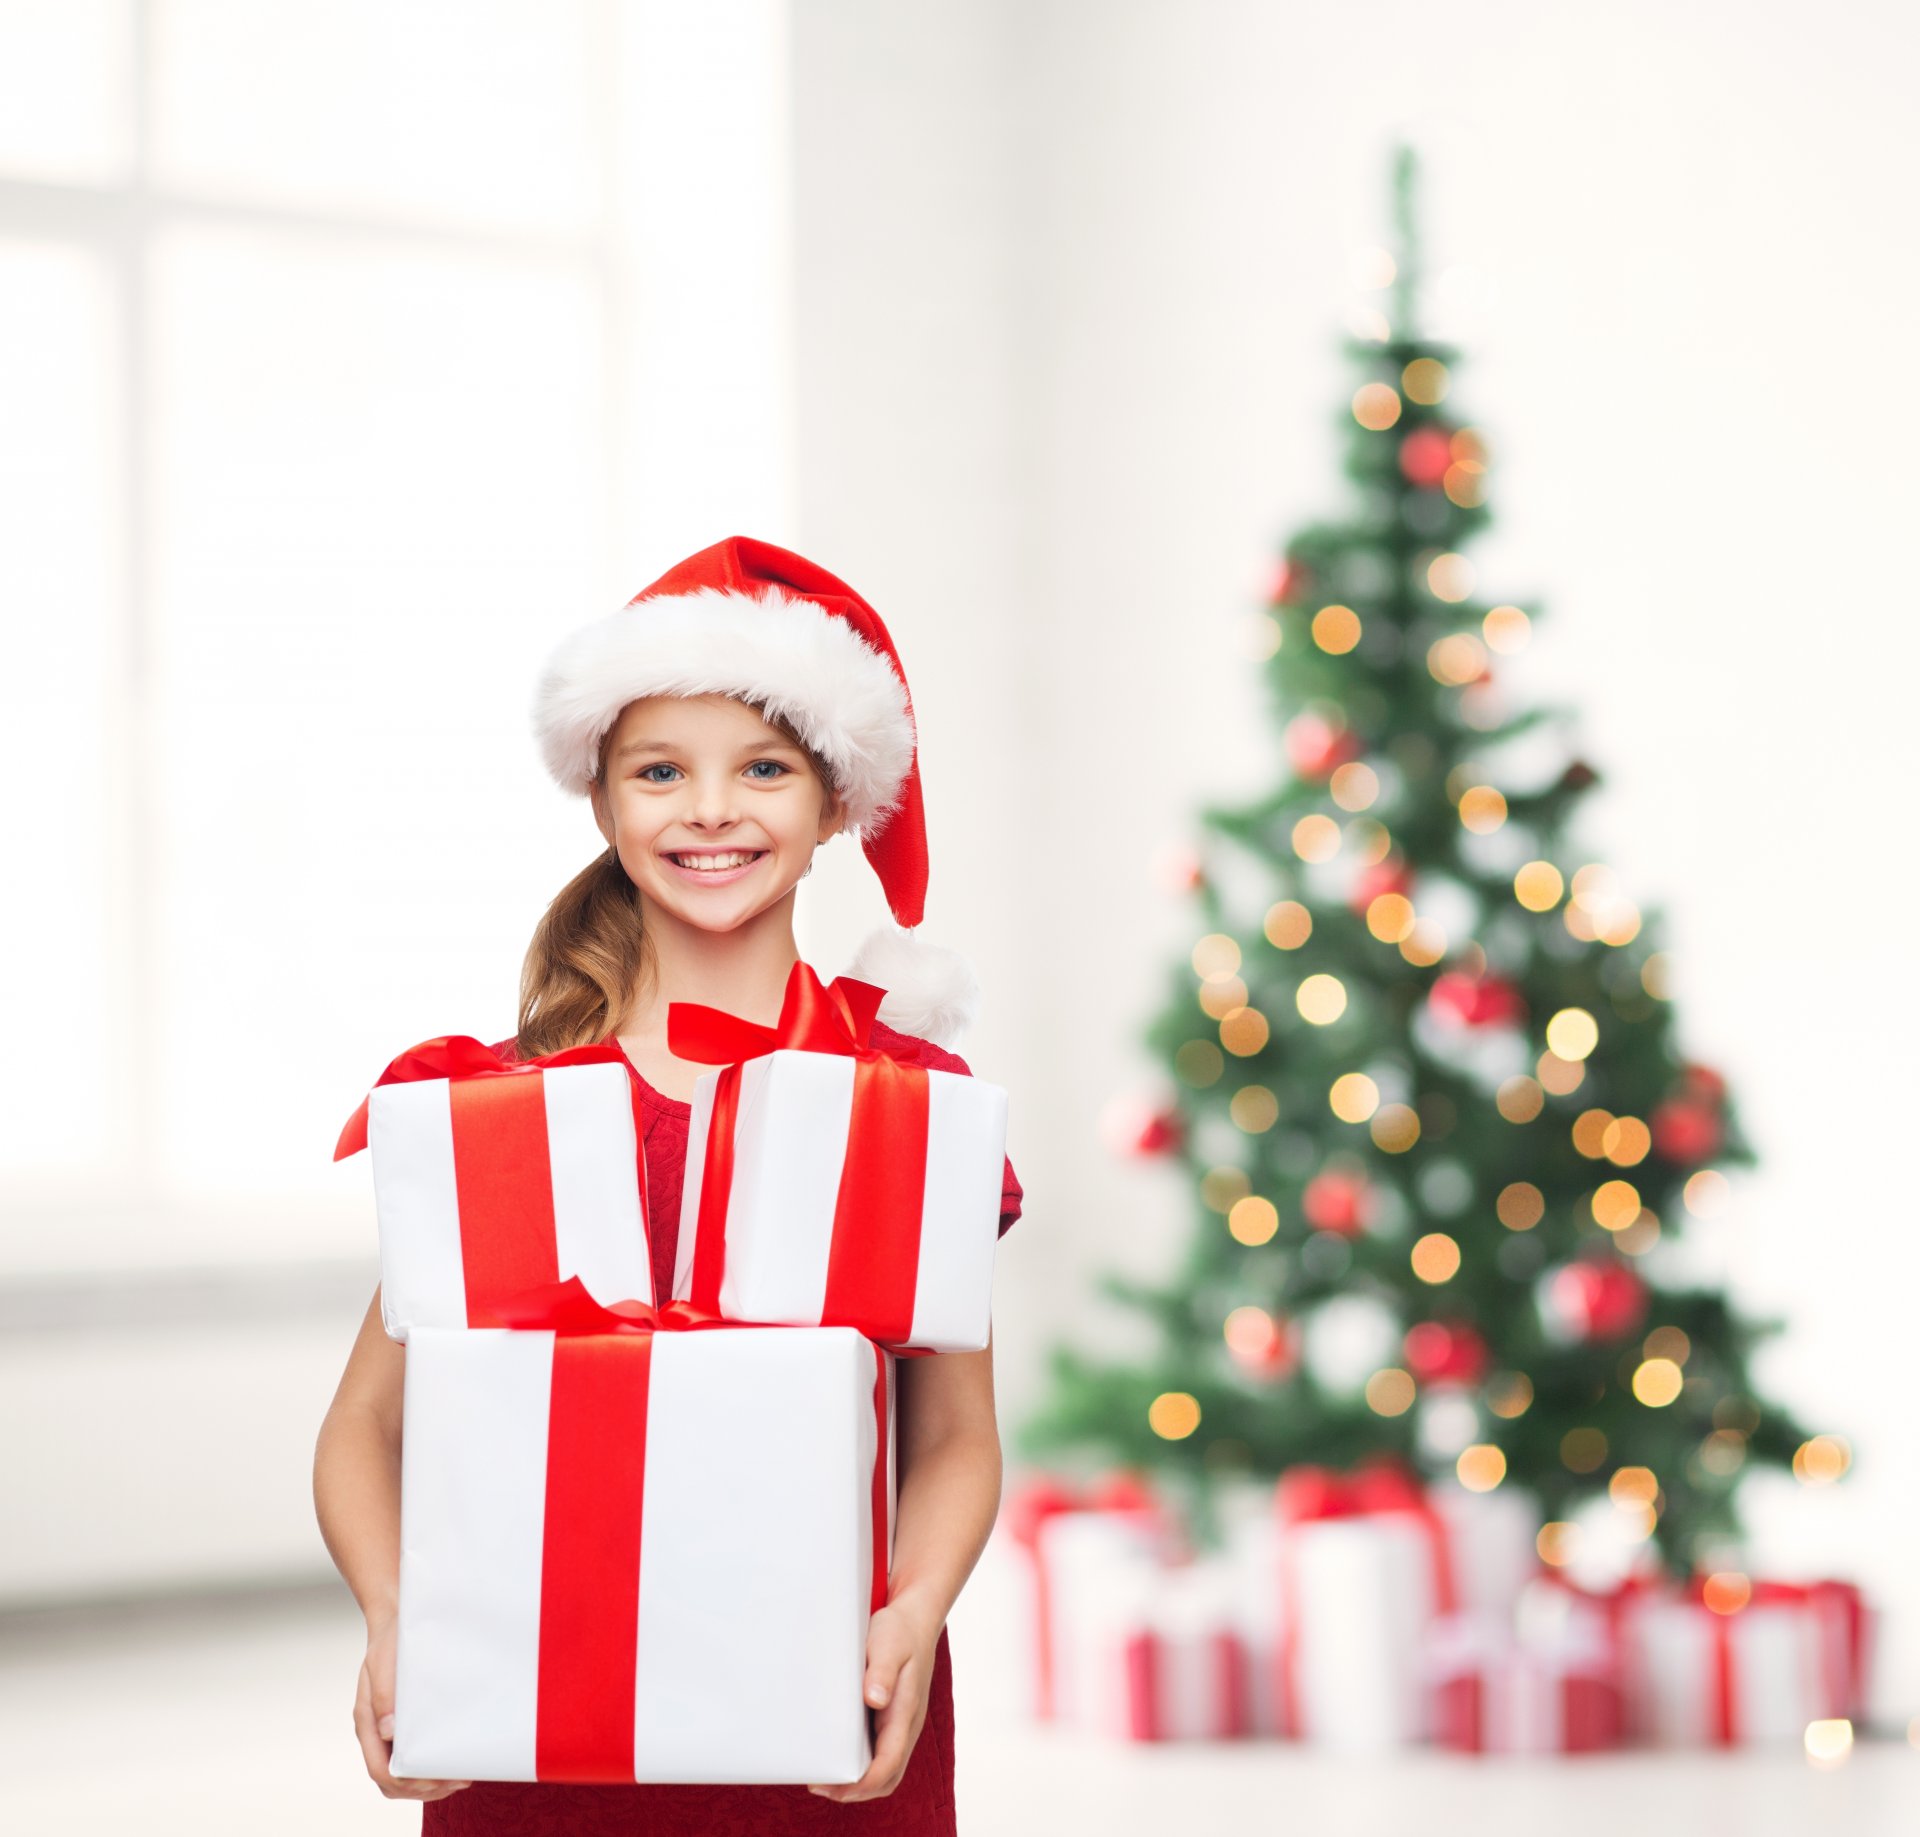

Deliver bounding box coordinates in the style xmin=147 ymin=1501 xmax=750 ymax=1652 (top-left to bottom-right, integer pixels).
xmin=589 ymin=693 xmax=845 ymax=930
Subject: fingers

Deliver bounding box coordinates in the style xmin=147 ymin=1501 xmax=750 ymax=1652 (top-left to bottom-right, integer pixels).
xmin=354 ymin=1655 xmax=471 ymax=1800
xmin=810 ymin=1654 xmax=921 ymax=1803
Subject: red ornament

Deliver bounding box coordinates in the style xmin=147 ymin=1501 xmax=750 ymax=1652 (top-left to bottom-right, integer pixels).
xmin=1678 ymin=1062 xmax=1727 ymax=1105
xmin=1100 ymin=1092 xmax=1186 ymax=1158
xmin=1152 ymin=843 xmax=1206 ymax=894
xmin=1350 ymin=855 xmax=1414 ymax=911
xmin=1426 ymin=969 xmax=1526 ymax=1030
xmin=1267 ymin=556 xmax=1310 ymax=606
xmin=1544 ymin=1260 xmax=1648 ymax=1343
xmin=1228 ymin=1310 xmax=1299 ymax=1380
xmin=1302 ymin=1169 xmax=1373 ymax=1236
xmin=1286 ymin=712 xmax=1361 ymax=779
xmin=1402 ymin=1318 xmax=1490 ymax=1386
xmin=1651 ymin=1099 xmax=1722 ymax=1164
xmin=1399 ymin=425 xmax=1455 ymax=491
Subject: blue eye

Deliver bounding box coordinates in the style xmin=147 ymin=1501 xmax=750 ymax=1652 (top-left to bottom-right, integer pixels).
xmin=746 ymin=761 xmax=789 ymax=780
xmin=639 ymin=763 xmax=679 ymax=783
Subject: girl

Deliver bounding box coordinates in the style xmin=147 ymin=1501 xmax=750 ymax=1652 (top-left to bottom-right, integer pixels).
xmin=313 ymin=536 xmax=1024 ymax=1835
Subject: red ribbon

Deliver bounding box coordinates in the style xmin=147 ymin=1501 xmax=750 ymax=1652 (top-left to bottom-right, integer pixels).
xmin=488 ymin=1275 xmax=894 ymax=1781
xmin=669 ymin=961 xmax=933 ymax=1350
xmin=1272 ymin=1459 xmax=1458 ymax=1741
xmin=334 ymin=1035 xmax=652 ymax=1331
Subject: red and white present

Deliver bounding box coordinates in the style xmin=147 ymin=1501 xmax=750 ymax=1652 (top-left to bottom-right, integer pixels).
xmin=391 ymin=1278 xmax=896 ymax=1784
xmin=1425 ymin=1610 xmax=1625 ymax=1754
xmin=1272 ymin=1462 xmax=1538 ymax=1751
xmin=669 ymin=962 xmax=1009 ymax=1353
xmin=1619 ymin=1574 xmax=1872 ymax=1747
xmin=335 ymin=1036 xmax=652 ymax=1339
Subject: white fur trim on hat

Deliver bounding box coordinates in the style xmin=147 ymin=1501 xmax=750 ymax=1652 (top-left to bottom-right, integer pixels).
xmin=849 ymin=923 xmax=982 ymax=1048
xmin=532 ymin=585 xmax=917 ymax=837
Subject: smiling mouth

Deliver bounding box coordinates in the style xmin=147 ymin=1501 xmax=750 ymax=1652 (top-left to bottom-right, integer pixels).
xmin=663 ymin=850 xmax=769 ymax=874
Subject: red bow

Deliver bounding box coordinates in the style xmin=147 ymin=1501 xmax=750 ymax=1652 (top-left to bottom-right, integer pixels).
xmin=1275 ymin=1458 xmax=1431 ymax=1525
xmin=332 ymin=1034 xmax=634 ymax=1161
xmin=666 ymin=959 xmax=891 ymax=1064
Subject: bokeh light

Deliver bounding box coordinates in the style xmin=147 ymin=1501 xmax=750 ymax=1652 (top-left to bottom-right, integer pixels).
xmin=1175 ymin=1039 xmax=1225 ymax=1087
xmin=1483 ymin=605 xmax=1531 ymax=653
xmin=1458 ymin=785 xmax=1507 ymax=833
xmin=1148 ymin=1391 xmax=1202 ymax=1439
xmin=1496 ymin=1181 xmax=1545 ymax=1229
xmin=1292 ymin=813 xmax=1342 ymax=861
xmin=1228 ymin=1085 xmax=1280 ymax=1133
xmin=1487 ymin=1371 xmax=1534 ymax=1418
xmin=1632 ymin=1357 xmax=1685 ymax=1406
xmin=1411 ymin=1232 xmax=1461 ymax=1282
xmin=1793 ymin=1435 xmax=1852 ymax=1484
xmin=1514 ymin=859 xmax=1564 ymax=911
xmin=1227 ymin=1196 xmax=1280 ymax=1246
xmin=1561 ymin=1427 xmax=1608 ymax=1472
xmin=1351 ymin=386 xmax=1401 ymax=432
xmin=1366 ymin=892 xmax=1416 ymax=942
xmin=1370 ymin=1103 xmax=1421 ymax=1152
xmin=1496 ymin=1076 xmax=1545 ymax=1123
xmin=1330 ymin=761 xmax=1379 ymax=810
xmin=1365 ymin=1367 xmax=1415 ymax=1416
xmin=1592 ymin=1179 xmax=1642 ymax=1232
xmin=1684 ymin=1169 xmax=1730 ymax=1216
xmin=1264 ymin=899 xmax=1313 ymax=949
xmin=1546 ymin=1007 xmax=1599 ymax=1060
xmin=1330 ymin=1072 xmax=1380 ymax=1122
xmin=1313 ymin=603 xmax=1363 ymax=652
xmin=1219 ymin=1006 xmax=1271 ymax=1056
xmin=1296 ymin=974 xmax=1348 ymax=1024
xmin=1456 ymin=1444 xmax=1507 ymax=1491
xmin=1191 ymin=933 xmax=1241 ymax=979
xmin=1701 ymin=1571 xmax=1751 ymax=1614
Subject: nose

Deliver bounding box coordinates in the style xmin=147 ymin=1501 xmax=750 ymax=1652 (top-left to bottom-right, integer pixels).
xmin=682 ymin=769 xmax=742 ymax=831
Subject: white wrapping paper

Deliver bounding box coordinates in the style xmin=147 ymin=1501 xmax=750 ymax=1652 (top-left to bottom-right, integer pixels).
xmin=674 ymin=1047 xmax=1008 ymax=1351
xmin=369 ymin=1059 xmax=651 ymax=1339
xmin=391 ymin=1323 xmax=894 ymax=1784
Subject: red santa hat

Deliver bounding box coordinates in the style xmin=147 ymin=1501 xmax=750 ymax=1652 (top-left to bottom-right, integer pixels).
xmin=531 ymin=534 xmax=980 ymax=1044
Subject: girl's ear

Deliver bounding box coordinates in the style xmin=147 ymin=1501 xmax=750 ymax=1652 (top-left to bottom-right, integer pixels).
xmin=589 ymin=777 xmax=615 ymax=848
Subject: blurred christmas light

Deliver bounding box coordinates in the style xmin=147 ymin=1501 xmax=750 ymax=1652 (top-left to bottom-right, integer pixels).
xmin=1198 ymin=975 xmax=1248 ymax=1019
xmin=1487 ymin=1370 xmax=1534 ymax=1418
xmin=1224 ymin=1304 xmax=1281 ymax=1360
xmin=1264 ymin=899 xmax=1313 ymax=949
xmin=1401 ymin=356 xmax=1447 ymax=403
xmin=1366 ymin=892 xmax=1417 ymax=941
xmin=1411 ymin=1232 xmax=1462 ymax=1282
xmin=1099 ymin=1093 xmax=1185 ymax=1158
xmin=1150 ymin=843 xmax=1207 ymax=894
xmin=1428 ymin=632 xmax=1488 ymax=686
xmin=1365 ymin=1367 xmax=1416 ymax=1416
xmin=1457 ymin=1444 xmax=1507 ymax=1491
xmin=1296 ymin=974 xmax=1349 ymax=1024
xmin=1701 ymin=1571 xmax=1751 ymax=1614
xmin=1804 ymin=1719 xmax=1853 ymax=1768
xmin=1351 ymin=385 xmax=1401 ymax=432
xmin=1514 ymin=859 xmax=1564 ymax=910
xmin=1347 ymin=818 xmax=1393 ymax=864
xmin=1191 ymin=934 xmax=1242 ymax=978
xmin=1641 ymin=952 xmax=1674 ymax=998
xmin=1330 ymin=1072 xmax=1381 ymax=1122
xmin=1561 ymin=1427 xmax=1608 ymax=1472
xmin=1427 ymin=552 xmax=1474 ymax=601
xmin=1496 ymin=1076 xmax=1545 ymax=1124
xmin=1632 ymin=1357 xmax=1684 ymax=1407
xmin=1684 ymin=1169 xmax=1731 ymax=1216
xmin=1371 ymin=1103 xmax=1422 ymax=1152
xmin=1609 ymin=1466 xmax=1659 ymax=1508
xmin=1643 ymin=1326 xmax=1691 ymax=1364
xmin=1546 ymin=1007 xmax=1599 ymax=1060
xmin=1227 ymin=1196 xmax=1280 ymax=1246
xmin=1603 ymin=1115 xmax=1652 ymax=1165
xmin=1351 ymin=245 xmax=1396 ymax=290
xmin=1537 ymin=1050 xmax=1586 ymax=1096
xmin=1536 ymin=1520 xmax=1578 ymax=1565
xmin=1303 ymin=1169 xmax=1373 ymax=1234
xmin=1483 ymin=605 xmax=1531 ymax=653
xmin=1313 ymin=603 xmax=1364 ymax=652
xmin=1287 ymin=711 xmax=1360 ymax=778
xmin=1174 ymin=1040 xmax=1225 ymax=1087
xmin=1496 ymin=1182 xmax=1545 ymax=1230
xmin=1458 ymin=785 xmax=1508 ymax=832
xmin=1399 ymin=917 xmax=1448 ymax=965
xmin=1237 ymin=611 xmax=1283 ymax=660
xmin=1219 ymin=1006 xmax=1270 ymax=1056
xmin=1228 ymin=1085 xmax=1280 ymax=1133
xmin=1330 ymin=761 xmax=1380 ymax=810
xmin=1572 ymin=1108 xmax=1615 ymax=1157
xmin=1292 ymin=813 xmax=1342 ymax=861
xmin=1699 ymin=1429 xmax=1747 ymax=1477
xmin=1592 ymin=1179 xmax=1642 ymax=1232
xmin=1199 ymin=1166 xmax=1252 ymax=1212
xmin=1148 ymin=1391 xmax=1202 ymax=1439
xmin=1792 ymin=1435 xmax=1851 ymax=1484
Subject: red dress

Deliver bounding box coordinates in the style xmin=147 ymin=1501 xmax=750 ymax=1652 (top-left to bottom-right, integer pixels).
xmin=422 ymin=1019 xmax=1024 ymax=1837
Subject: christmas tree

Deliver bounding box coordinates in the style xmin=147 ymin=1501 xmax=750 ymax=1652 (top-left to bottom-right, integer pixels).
xmin=1016 ymin=144 xmax=1845 ymax=1577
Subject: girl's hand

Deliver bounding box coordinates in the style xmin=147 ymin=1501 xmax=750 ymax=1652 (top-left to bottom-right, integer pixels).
xmin=353 ymin=1614 xmax=472 ymax=1802
xmin=807 ymin=1596 xmax=941 ymax=1803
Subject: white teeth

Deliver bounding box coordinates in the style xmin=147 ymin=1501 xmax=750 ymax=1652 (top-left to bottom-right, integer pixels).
xmin=670 ymin=851 xmax=761 ymax=872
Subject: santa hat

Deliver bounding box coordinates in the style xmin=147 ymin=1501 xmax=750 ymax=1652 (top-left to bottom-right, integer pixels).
xmin=531 ymin=534 xmax=980 ymax=1045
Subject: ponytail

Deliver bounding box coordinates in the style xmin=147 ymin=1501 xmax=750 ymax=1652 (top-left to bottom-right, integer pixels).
xmin=515 ymin=845 xmax=647 ymax=1058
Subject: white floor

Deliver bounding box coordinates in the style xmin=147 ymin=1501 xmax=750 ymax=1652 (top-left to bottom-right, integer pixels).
xmin=1 ymin=1587 xmax=1915 ymax=1835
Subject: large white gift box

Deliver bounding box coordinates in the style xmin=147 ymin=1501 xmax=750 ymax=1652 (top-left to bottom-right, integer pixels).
xmin=674 ymin=1044 xmax=1009 ymax=1352
xmin=338 ymin=1037 xmax=652 ymax=1339
xmin=392 ymin=1301 xmax=895 ymax=1784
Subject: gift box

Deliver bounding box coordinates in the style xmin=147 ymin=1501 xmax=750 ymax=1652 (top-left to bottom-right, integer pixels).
xmin=1425 ymin=1610 xmax=1625 ymax=1754
xmin=1004 ymin=1474 xmax=1166 ymax=1724
xmin=1272 ymin=1462 xmax=1533 ymax=1751
xmin=1070 ymin=1552 xmax=1254 ymax=1742
xmin=390 ymin=1278 xmax=895 ymax=1785
xmin=669 ymin=961 xmax=1009 ymax=1353
xmin=1618 ymin=1574 xmax=1871 ymax=1747
xmin=335 ymin=1036 xmax=652 ymax=1340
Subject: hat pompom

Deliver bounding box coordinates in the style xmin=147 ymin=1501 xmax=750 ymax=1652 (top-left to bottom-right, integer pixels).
xmin=848 ymin=923 xmax=982 ymax=1048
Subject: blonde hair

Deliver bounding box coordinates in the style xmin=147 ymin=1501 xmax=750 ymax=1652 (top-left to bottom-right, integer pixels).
xmin=515 ymin=700 xmax=839 ymax=1057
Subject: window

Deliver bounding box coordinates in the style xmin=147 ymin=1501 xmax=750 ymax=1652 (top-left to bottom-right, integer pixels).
xmin=0 ymin=0 xmax=793 ymax=1276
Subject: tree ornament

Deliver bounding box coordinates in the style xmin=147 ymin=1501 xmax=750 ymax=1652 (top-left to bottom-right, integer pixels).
xmin=1651 ymin=1097 xmax=1722 ymax=1164
xmin=1426 ymin=967 xmax=1526 ymax=1030
xmin=1285 ymin=711 xmax=1361 ymax=779
xmin=1099 ymin=1092 xmax=1186 ymax=1158
xmin=1302 ymin=1168 xmax=1373 ymax=1235
xmin=1398 ymin=424 xmax=1455 ymax=490
xmin=1349 ymin=854 xmax=1414 ymax=911
xmin=1540 ymin=1258 xmax=1649 ymax=1343
xmin=1226 ymin=1307 xmax=1298 ymax=1379
xmin=1402 ymin=1317 xmax=1491 ymax=1386
xmin=1267 ymin=555 xmax=1311 ymax=606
